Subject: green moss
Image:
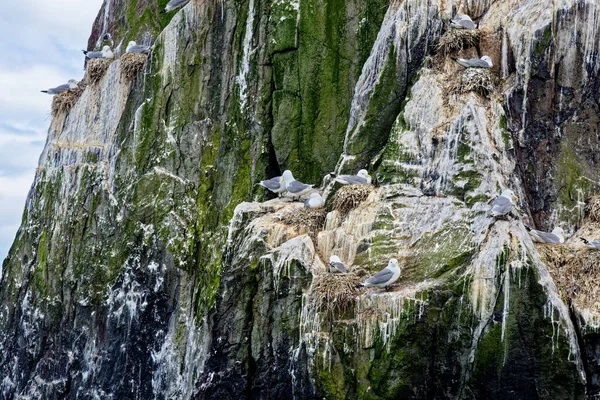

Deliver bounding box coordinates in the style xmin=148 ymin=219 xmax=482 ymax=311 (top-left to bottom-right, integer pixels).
xmin=534 ymin=25 xmax=553 ymax=59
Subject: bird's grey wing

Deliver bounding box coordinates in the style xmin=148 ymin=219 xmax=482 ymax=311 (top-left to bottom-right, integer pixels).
xmin=337 ymin=175 xmax=367 ymax=185
xmin=129 ymin=45 xmax=150 ymax=53
xmin=492 ymin=196 xmax=511 ymax=215
xmin=532 ymin=230 xmax=560 ymax=244
xmin=52 ymin=84 xmax=70 ymax=93
xmin=288 ymin=180 xmax=312 ymax=194
xmin=86 ymin=51 xmax=103 ymax=58
xmin=168 ymin=0 xmax=188 ymax=7
xmin=591 ymin=239 xmax=600 ymax=249
xmin=330 ymin=262 xmax=347 ymax=273
xmin=457 ymin=19 xmax=475 ymax=29
xmin=260 ymin=179 xmax=281 ymax=191
xmin=460 ymin=58 xmax=489 ymax=67
xmin=365 ymin=268 xmax=394 ymax=285
xmin=303 ymin=198 xmax=311 ymax=207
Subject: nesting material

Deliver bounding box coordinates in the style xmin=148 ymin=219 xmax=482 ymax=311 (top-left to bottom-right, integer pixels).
xmin=51 ymin=83 xmax=87 ymax=116
xmin=121 ymin=53 xmax=148 ymax=81
xmin=436 ymin=29 xmax=480 ymax=59
xmin=538 ymin=245 xmax=600 ymax=316
xmin=310 ymin=273 xmax=361 ymax=314
xmin=86 ymin=58 xmax=113 ymax=84
xmin=585 ymin=196 xmax=600 ymax=223
xmin=452 ymin=68 xmax=498 ymax=96
xmin=278 ymin=207 xmax=326 ymax=240
xmin=330 ymin=184 xmax=374 ymax=215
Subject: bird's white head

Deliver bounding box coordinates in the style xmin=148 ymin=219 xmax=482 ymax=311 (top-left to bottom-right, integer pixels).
xmin=282 ymin=170 xmax=294 ymax=183
xmin=552 ymin=227 xmax=566 ymax=239
xmin=481 ymin=56 xmax=493 ymax=67
xmin=357 ymin=169 xmax=369 ymax=178
xmin=330 ymin=255 xmax=341 ymax=263
xmin=127 ymin=41 xmax=137 ymax=51
xmin=67 ymin=79 xmax=79 ymax=87
xmin=388 ymin=258 xmax=400 ymax=270
xmin=501 ymin=189 xmax=517 ymax=202
xmin=461 ymin=15 xmax=473 ymax=21
xmin=102 ymin=45 xmax=111 ymax=52
xmin=309 ymin=192 xmax=321 ymax=199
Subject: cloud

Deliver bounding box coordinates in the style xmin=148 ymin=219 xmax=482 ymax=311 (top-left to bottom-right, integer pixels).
xmin=0 ymin=0 xmax=103 ymax=263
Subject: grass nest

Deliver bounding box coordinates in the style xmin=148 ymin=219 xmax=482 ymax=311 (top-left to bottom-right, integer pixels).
xmin=86 ymin=58 xmax=114 ymax=84
xmin=51 ymin=83 xmax=87 ymax=116
xmin=451 ymin=68 xmax=498 ymax=97
xmin=538 ymin=245 xmax=600 ymax=316
xmin=585 ymin=195 xmax=600 ymax=223
xmin=310 ymin=273 xmax=361 ymax=314
xmin=278 ymin=207 xmax=327 ymax=240
xmin=121 ymin=53 xmax=148 ymax=81
xmin=330 ymin=184 xmax=374 ymax=215
xmin=435 ymin=29 xmax=480 ymax=59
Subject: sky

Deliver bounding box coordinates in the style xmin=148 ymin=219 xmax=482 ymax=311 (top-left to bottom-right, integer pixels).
xmin=0 ymin=0 xmax=103 ymax=262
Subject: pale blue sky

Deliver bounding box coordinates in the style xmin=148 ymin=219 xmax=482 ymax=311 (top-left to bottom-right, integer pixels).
xmin=0 ymin=0 xmax=103 ymax=262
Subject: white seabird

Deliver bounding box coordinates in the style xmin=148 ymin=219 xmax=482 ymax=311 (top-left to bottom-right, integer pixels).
xmin=126 ymin=41 xmax=152 ymax=54
xmin=41 ymin=79 xmax=79 ymax=95
xmin=528 ymin=227 xmax=565 ymax=244
xmin=491 ymin=189 xmax=517 ymax=218
xmin=83 ymin=45 xmax=114 ymax=59
xmin=453 ymin=56 xmax=493 ymax=68
xmin=162 ymin=0 xmax=190 ymax=13
xmin=450 ymin=15 xmax=476 ymax=30
xmin=361 ymin=259 xmax=401 ymax=288
xmin=581 ymin=238 xmax=600 ymax=250
xmin=328 ymin=255 xmax=348 ymax=274
xmin=281 ymin=170 xmax=314 ymax=199
xmin=336 ymin=169 xmax=372 ymax=185
xmin=304 ymin=192 xmax=324 ymax=209
xmin=257 ymin=176 xmax=287 ymax=196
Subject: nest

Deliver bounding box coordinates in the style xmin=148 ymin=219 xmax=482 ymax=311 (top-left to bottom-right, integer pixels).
xmin=585 ymin=196 xmax=600 ymax=223
xmin=121 ymin=53 xmax=148 ymax=81
xmin=330 ymin=185 xmax=374 ymax=215
xmin=310 ymin=273 xmax=361 ymax=314
xmin=51 ymin=83 xmax=87 ymax=116
xmin=278 ymin=207 xmax=327 ymax=240
xmin=436 ymin=29 xmax=480 ymax=59
xmin=451 ymin=68 xmax=498 ymax=97
xmin=538 ymin=245 xmax=600 ymax=316
xmin=86 ymin=58 xmax=114 ymax=84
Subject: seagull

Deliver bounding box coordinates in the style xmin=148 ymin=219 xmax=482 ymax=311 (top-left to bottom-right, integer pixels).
xmin=41 ymin=79 xmax=79 ymax=95
xmin=581 ymin=238 xmax=600 ymax=250
xmin=257 ymin=176 xmax=287 ymax=196
xmin=281 ymin=170 xmax=314 ymax=199
xmin=336 ymin=169 xmax=372 ymax=185
xmin=126 ymin=41 xmax=152 ymax=54
xmin=452 ymin=56 xmax=493 ymax=68
xmin=528 ymin=227 xmax=565 ymax=244
xmin=328 ymin=255 xmax=348 ymax=273
xmin=450 ymin=15 xmax=476 ymax=30
xmin=83 ymin=45 xmax=114 ymax=59
xmin=360 ymin=259 xmax=401 ymax=289
xmin=304 ymin=192 xmax=324 ymax=209
xmin=161 ymin=0 xmax=190 ymax=13
xmin=491 ymin=189 xmax=517 ymax=218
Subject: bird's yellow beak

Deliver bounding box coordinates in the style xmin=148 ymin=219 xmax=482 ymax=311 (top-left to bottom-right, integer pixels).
xmin=513 ymin=195 xmax=518 ymax=200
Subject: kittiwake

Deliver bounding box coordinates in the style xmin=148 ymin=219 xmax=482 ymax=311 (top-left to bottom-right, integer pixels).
xmin=491 ymin=189 xmax=517 ymax=217
xmin=83 ymin=45 xmax=114 ymax=59
xmin=328 ymin=255 xmax=348 ymax=274
xmin=528 ymin=227 xmax=565 ymax=244
xmin=304 ymin=192 xmax=324 ymax=209
xmin=281 ymin=170 xmax=314 ymax=199
xmin=126 ymin=41 xmax=152 ymax=54
xmin=41 ymin=79 xmax=79 ymax=95
xmin=453 ymin=56 xmax=493 ymax=68
xmin=581 ymin=238 xmax=600 ymax=250
xmin=360 ymin=259 xmax=401 ymax=289
xmin=257 ymin=176 xmax=286 ymax=195
xmin=336 ymin=169 xmax=372 ymax=185
xmin=450 ymin=15 xmax=476 ymax=30
xmin=161 ymin=0 xmax=190 ymax=13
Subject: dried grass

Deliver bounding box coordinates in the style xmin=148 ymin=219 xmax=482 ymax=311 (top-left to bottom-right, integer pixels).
xmin=86 ymin=58 xmax=113 ymax=84
xmin=331 ymin=185 xmax=374 ymax=215
xmin=278 ymin=207 xmax=327 ymax=240
xmin=310 ymin=273 xmax=361 ymax=314
xmin=121 ymin=53 xmax=148 ymax=81
xmin=538 ymin=245 xmax=600 ymax=315
xmin=451 ymin=68 xmax=498 ymax=97
xmin=585 ymin=195 xmax=600 ymax=223
xmin=51 ymin=83 xmax=87 ymax=116
xmin=436 ymin=29 xmax=480 ymax=59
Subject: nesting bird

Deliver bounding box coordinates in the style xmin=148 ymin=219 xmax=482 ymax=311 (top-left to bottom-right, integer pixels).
xmin=83 ymin=45 xmax=114 ymax=59
xmin=528 ymin=227 xmax=566 ymax=244
xmin=281 ymin=170 xmax=314 ymax=199
xmin=304 ymin=192 xmax=324 ymax=209
xmin=450 ymin=15 xmax=476 ymax=30
xmin=328 ymin=255 xmax=348 ymax=274
xmin=257 ymin=176 xmax=287 ymax=196
xmin=336 ymin=169 xmax=372 ymax=185
xmin=453 ymin=56 xmax=493 ymax=68
xmin=126 ymin=41 xmax=152 ymax=54
xmin=161 ymin=0 xmax=190 ymax=13
xmin=41 ymin=79 xmax=79 ymax=95
xmin=491 ymin=189 xmax=518 ymax=218
xmin=360 ymin=259 xmax=401 ymax=289
xmin=581 ymin=238 xmax=600 ymax=250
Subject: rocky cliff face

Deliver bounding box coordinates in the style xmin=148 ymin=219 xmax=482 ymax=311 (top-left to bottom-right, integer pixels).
xmin=1 ymin=0 xmax=599 ymax=398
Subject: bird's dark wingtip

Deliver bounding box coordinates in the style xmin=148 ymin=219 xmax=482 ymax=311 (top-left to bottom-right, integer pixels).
xmin=580 ymin=237 xmax=590 ymax=244
xmin=40 ymin=90 xmax=48 ymax=93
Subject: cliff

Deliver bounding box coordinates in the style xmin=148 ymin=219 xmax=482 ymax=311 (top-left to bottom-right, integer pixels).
xmin=0 ymin=0 xmax=599 ymax=398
